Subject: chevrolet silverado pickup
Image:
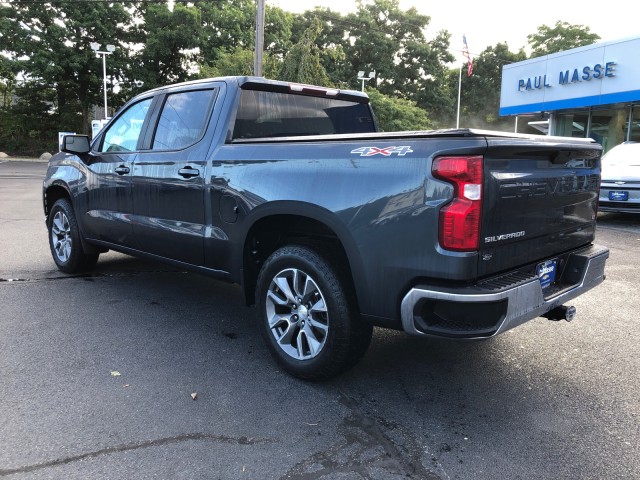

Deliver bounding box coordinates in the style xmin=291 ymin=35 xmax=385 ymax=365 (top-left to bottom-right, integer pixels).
xmin=43 ymin=76 xmax=609 ymax=379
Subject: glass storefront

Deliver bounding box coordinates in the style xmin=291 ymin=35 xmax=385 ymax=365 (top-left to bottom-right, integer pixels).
xmin=553 ymin=104 xmax=639 ymax=154
xmin=555 ymin=112 xmax=589 ymax=138
xmin=629 ymin=106 xmax=640 ymax=143
xmin=590 ymin=108 xmax=627 ymax=154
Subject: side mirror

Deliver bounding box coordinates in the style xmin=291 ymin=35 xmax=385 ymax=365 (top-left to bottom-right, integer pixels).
xmin=62 ymin=135 xmax=91 ymax=155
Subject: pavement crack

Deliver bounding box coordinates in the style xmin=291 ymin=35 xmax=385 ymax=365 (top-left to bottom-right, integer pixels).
xmin=0 ymin=433 xmax=271 ymax=476
xmin=0 ymin=270 xmax=185 ymax=284
xmin=280 ymin=391 xmax=440 ymax=480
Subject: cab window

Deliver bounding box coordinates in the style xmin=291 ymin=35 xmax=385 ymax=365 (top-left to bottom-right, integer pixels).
xmin=152 ymin=90 xmax=216 ymax=150
xmin=232 ymin=89 xmax=375 ymax=140
xmin=100 ymin=98 xmax=152 ymax=153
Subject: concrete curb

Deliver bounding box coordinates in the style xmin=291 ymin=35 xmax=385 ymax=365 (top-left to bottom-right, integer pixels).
xmin=0 ymin=157 xmax=49 ymax=163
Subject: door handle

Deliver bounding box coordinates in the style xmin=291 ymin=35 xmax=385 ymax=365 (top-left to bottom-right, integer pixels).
xmin=115 ymin=165 xmax=130 ymax=175
xmin=178 ymin=166 xmax=200 ymax=179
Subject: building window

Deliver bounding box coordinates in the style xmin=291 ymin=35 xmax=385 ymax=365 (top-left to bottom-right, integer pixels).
xmin=629 ymin=106 xmax=640 ymax=143
xmin=589 ymin=108 xmax=628 ymax=154
xmin=555 ymin=112 xmax=589 ymax=139
xmin=556 ymin=108 xmax=636 ymax=154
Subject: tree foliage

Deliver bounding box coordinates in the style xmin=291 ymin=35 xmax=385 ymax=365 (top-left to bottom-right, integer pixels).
xmin=280 ymin=20 xmax=330 ymax=86
xmin=528 ymin=21 xmax=600 ymax=58
xmin=198 ymin=1 xmax=293 ymax=66
xmin=451 ymin=43 xmax=527 ymax=129
xmin=198 ymin=46 xmax=281 ymax=79
xmin=130 ymin=2 xmax=202 ymax=90
xmin=0 ymin=1 xmax=605 ymax=156
xmin=0 ymin=0 xmax=137 ymax=151
xmin=367 ymin=89 xmax=432 ymax=132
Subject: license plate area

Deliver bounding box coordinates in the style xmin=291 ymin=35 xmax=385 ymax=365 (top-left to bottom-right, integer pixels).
xmin=609 ymin=190 xmax=629 ymax=201
xmin=537 ymin=258 xmax=557 ymax=289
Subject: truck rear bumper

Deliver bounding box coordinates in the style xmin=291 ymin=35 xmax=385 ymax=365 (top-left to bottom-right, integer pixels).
xmin=400 ymin=244 xmax=609 ymax=338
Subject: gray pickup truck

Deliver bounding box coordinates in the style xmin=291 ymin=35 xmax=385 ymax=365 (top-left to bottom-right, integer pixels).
xmin=44 ymin=76 xmax=609 ymax=379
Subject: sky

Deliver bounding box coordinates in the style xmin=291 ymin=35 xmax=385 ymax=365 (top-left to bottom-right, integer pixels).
xmin=270 ymin=0 xmax=639 ymax=63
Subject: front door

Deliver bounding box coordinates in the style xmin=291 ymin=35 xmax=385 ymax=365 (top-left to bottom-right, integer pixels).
xmin=80 ymin=97 xmax=153 ymax=247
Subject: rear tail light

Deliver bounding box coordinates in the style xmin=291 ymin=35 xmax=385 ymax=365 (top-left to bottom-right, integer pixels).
xmin=432 ymin=155 xmax=483 ymax=251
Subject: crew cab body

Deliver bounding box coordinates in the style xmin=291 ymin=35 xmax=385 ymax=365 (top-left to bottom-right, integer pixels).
xmin=43 ymin=76 xmax=609 ymax=378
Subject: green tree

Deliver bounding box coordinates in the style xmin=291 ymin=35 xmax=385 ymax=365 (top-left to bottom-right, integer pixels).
xmin=407 ymin=29 xmax=456 ymax=123
xmin=0 ymin=1 xmax=137 ymax=148
xmin=293 ymin=1 xmax=453 ymax=121
xmin=198 ymin=1 xmax=293 ymax=68
xmin=198 ymin=0 xmax=255 ymax=66
xmin=452 ymin=42 xmax=527 ymax=129
xmin=367 ymin=89 xmax=432 ymax=132
xmin=263 ymin=4 xmax=295 ymax=58
xmin=199 ymin=46 xmax=281 ymax=79
xmin=528 ymin=21 xmax=600 ymax=58
xmin=345 ymin=1 xmax=453 ymax=98
xmin=279 ymin=20 xmax=330 ymax=86
xmin=0 ymin=54 xmax=16 ymax=110
xmin=130 ymin=2 xmax=202 ymax=90
xmin=291 ymin=8 xmax=357 ymax=88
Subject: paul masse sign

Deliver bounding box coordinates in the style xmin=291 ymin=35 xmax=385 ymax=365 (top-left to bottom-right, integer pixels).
xmin=517 ymin=61 xmax=616 ymax=92
xmin=500 ymin=36 xmax=640 ymax=116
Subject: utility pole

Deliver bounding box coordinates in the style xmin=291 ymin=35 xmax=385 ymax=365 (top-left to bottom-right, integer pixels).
xmin=254 ymin=0 xmax=265 ymax=77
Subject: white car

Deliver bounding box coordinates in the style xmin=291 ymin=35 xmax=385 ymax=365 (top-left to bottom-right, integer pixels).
xmin=599 ymin=142 xmax=640 ymax=213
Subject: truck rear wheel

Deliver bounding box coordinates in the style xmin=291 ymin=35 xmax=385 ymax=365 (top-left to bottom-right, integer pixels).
xmin=256 ymin=245 xmax=372 ymax=380
xmin=47 ymin=198 xmax=99 ymax=273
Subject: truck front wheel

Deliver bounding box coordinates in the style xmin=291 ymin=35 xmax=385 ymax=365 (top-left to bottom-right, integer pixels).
xmin=256 ymin=245 xmax=372 ymax=380
xmin=47 ymin=198 xmax=99 ymax=273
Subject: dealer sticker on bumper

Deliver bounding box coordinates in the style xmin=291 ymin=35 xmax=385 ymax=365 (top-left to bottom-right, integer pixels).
xmin=537 ymin=259 xmax=557 ymax=289
xmin=609 ymin=190 xmax=629 ymax=201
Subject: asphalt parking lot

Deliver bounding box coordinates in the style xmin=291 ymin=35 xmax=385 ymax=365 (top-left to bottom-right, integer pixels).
xmin=1 ymin=159 xmax=638 ymax=479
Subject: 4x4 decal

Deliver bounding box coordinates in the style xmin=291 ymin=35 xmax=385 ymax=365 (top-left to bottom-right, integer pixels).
xmin=351 ymin=146 xmax=414 ymax=157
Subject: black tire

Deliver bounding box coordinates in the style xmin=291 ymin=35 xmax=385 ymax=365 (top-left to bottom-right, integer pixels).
xmin=47 ymin=198 xmax=99 ymax=273
xmin=256 ymin=245 xmax=372 ymax=380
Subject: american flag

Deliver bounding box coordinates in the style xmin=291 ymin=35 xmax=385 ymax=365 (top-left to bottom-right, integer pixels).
xmin=463 ymin=35 xmax=473 ymax=77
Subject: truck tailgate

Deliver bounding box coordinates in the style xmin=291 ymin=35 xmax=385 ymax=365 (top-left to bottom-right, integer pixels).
xmin=479 ymin=138 xmax=601 ymax=278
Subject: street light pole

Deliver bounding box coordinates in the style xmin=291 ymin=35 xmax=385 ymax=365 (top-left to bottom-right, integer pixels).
xmin=90 ymin=43 xmax=115 ymax=119
xmin=356 ymin=71 xmax=375 ymax=92
xmin=101 ymin=53 xmax=108 ymax=118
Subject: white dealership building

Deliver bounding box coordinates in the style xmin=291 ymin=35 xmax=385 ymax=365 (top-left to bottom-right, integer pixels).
xmin=500 ymin=36 xmax=640 ymax=153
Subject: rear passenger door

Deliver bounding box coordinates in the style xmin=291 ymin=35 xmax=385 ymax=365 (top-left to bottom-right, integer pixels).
xmin=130 ymin=87 xmax=219 ymax=266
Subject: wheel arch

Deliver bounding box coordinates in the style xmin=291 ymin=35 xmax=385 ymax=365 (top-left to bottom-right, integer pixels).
xmin=44 ymin=181 xmax=103 ymax=255
xmin=240 ymin=202 xmax=367 ymax=310
xmin=43 ymin=182 xmax=72 ymax=218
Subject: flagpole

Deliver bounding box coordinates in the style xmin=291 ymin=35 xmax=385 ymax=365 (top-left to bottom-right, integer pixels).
xmin=459 ymin=34 xmax=473 ymax=129
xmin=456 ymin=63 xmax=462 ymax=129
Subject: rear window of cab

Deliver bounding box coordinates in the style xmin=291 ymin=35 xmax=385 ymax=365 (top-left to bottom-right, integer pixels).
xmin=232 ymin=89 xmax=375 ymax=140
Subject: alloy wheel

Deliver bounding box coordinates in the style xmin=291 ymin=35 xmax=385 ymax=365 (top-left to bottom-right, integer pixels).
xmin=265 ymin=268 xmax=329 ymax=360
xmin=51 ymin=211 xmax=72 ymax=263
